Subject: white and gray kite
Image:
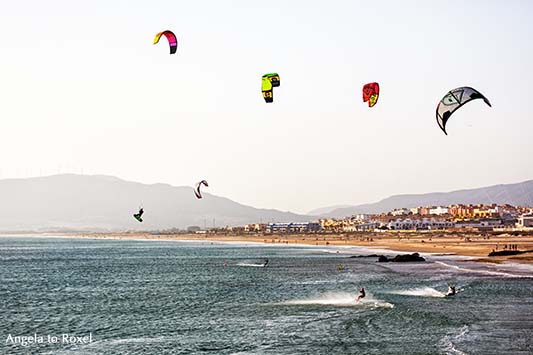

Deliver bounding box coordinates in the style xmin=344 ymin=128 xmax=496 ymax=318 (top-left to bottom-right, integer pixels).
xmin=436 ymin=86 xmax=491 ymax=135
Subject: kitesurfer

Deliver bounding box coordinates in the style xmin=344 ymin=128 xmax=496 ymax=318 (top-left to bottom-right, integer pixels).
xmin=263 ymin=259 xmax=269 ymax=267
xmin=133 ymin=208 xmax=144 ymax=223
xmin=447 ymin=285 xmax=456 ymax=296
xmin=357 ymin=287 xmax=366 ymax=301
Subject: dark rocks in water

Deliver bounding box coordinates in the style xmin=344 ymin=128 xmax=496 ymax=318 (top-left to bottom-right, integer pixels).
xmin=488 ymin=250 xmax=528 ymax=257
xmin=393 ymin=253 xmax=426 ymax=262
xmin=378 ymin=255 xmax=390 ymax=262
xmin=350 ymin=254 xmax=380 ymax=258
xmin=377 ymin=253 xmax=426 ymax=263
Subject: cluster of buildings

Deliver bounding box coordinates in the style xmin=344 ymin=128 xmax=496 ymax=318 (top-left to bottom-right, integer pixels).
xmin=184 ymin=204 xmax=533 ymax=235
xmin=235 ymin=204 xmax=533 ymax=234
xmin=316 ymin=204 xmax=533 ymax=232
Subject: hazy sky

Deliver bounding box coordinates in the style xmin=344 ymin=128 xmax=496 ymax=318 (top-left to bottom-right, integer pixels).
xmin=0 ymin=0 xmax=532 ymax=213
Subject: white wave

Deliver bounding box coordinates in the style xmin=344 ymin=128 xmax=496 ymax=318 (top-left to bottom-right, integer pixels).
xmin=293 ymin=280 xmax=335 ymax=285
xmin=441 ymin=338 xmax=468 ymax=355
xmin=440 ymin=325 xmax=469 ymax=355
xmin=319 ymin=249 xmax=349 ymax=254
xmin=389 ymin=287 xmax=446 ymax=298
xmin=498 ymin=262 xmax=533 ymax=273
xmin=435 ymin=261 xmax=531 ymax=278
xmin=277 ymin=291 xmax=394 ymax=308
xmin=236 ymin=262 xmax=266 ymax=267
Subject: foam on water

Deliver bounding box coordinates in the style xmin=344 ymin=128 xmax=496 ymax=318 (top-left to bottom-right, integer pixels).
xmin=277 ymin=291 xmax=394 ymax=308
xmin=435 ymin=261 xmax=532 ymax=278
xmin=389 ymin=287 xmax=446 ymax=298
xmin=293 ymin=279 xmax=335 ymax=285
xmin=440 ymin=325 xmax=470 ymax=355
xmin=236 ymin=262 xmax=266 ymax=267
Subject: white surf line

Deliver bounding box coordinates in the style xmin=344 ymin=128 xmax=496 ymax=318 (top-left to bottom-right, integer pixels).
xmin=435 ymin=261 xmax=532 ymax=278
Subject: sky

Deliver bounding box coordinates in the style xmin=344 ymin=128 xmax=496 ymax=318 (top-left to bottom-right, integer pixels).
xmin=0 ymin=0 xmax=532 ymax=214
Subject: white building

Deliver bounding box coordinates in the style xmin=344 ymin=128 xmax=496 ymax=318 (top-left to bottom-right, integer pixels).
xmin=343 ymin=222 xmax=380 ymax=232
xmin=517 ymin=214 xmax=533 ymax=228
xmin=429 ymin=206 xmax=449 ymax=215
xmin=391 ymin=208 xmax=411 ymax=216
xmin=388 ymin=218 xmax=454 ymax=230
xmin=455 ymin=219 xmax=503 ymax=230
xmin=410 ymin=207 xmax=420 ymax=215
xmin=351 ymin=214 xmax=372 ymax=222
xmin=244 ymin=224 xmax=265 ymax=232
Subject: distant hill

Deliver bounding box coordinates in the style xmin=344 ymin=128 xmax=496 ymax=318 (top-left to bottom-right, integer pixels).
xmin=0 ymin=174 xmax=312 ymax=232
xmin=307 ymin=205 xmax=352 ymax=215
xmin=2 ymin=175 xmax=531 ymax=232
xmin=324 ymin=180 xmax=533 ymax=218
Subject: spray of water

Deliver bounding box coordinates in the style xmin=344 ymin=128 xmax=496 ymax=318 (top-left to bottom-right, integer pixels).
xmin=236 ymin=262 xmax=266 ymax=268
xmin=277 ymin=291 xmax=394 ymax=308
xmin=388 ymin=287 xmax=446 ymax=298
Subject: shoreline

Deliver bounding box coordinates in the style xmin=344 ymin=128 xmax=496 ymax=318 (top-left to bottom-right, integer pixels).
xmin=10 ymin=231 xmax=532 ymax=265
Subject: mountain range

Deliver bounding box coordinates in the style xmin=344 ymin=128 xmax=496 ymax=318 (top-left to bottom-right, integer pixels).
xmin=0 ymin=174 xmax=531 ymax=232
xmin=0 ymin=174 xmax=310 ymax=232
xmin=320 ymin=180 xmax=533 ymax=218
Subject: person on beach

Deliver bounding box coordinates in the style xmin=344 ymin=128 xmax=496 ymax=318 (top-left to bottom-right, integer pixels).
xmin=357 ymin=287 xmax=366 ymax=301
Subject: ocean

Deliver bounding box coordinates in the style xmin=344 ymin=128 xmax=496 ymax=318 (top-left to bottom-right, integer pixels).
xmin=0 ymin=236 xmax=532 ymax=354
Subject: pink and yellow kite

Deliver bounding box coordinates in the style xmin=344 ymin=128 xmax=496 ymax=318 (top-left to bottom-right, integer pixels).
xmin=153 ymin=30 xmax=177 ymax=55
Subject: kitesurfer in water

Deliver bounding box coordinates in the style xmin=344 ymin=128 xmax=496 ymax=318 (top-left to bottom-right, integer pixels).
xmin=263 ymin=259 xmax=269 ymax=267
xmin=447 ymin=285 xmax=456 ymax=296
xmin=357 ymin=287 xmax=366 ymax=301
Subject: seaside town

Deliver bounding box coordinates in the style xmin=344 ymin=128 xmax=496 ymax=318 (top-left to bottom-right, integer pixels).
xmin=176 ymin=204 xmax=533 ymax=235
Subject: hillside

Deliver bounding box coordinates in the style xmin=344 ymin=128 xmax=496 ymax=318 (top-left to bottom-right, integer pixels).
xmin=0 ymin=174 xmax=312 ymax=232
xmin=324 ymin=180 xmax=533 ymax=218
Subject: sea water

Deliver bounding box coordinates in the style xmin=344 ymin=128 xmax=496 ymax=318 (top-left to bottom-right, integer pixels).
xmin=0 ymin=236 xmax=532 ymax=354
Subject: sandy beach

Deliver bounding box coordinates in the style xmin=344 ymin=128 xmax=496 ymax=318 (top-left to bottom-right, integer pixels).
xmin=76 ymin=231 xmax=533 ymax=264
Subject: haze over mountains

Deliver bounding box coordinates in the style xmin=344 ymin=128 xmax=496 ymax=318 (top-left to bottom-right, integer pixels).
xmin=0 ymin=174 xmax=310 ymax=232
xmin=307 ymin=205 xmax=352 ymax=216
xmin=0 ymin=175 xmax=531 ymax=232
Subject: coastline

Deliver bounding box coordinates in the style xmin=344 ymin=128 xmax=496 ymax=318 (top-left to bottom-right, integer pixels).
xmin=46 ymin=231 xmax=533 ymax=265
